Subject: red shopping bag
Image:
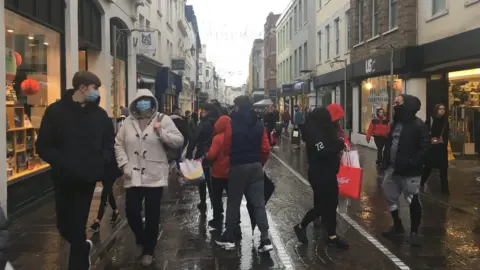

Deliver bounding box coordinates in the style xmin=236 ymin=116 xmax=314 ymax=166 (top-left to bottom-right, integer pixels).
xmin=337 ymin=165 xmax=363 ymax=199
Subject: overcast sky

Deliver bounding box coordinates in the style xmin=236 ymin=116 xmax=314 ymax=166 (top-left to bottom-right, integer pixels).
xmin=186 ymin=0 xmax=289 ymax=87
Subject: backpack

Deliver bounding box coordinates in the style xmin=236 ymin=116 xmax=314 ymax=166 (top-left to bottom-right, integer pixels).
xmin=157 ymin=113 xmax=180 ymax=161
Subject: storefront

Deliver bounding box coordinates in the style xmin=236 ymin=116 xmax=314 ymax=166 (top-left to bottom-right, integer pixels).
xmin=155 ymin=67 xmax=176 ymax=114
xmin=350 ymin=47 xmax=421 ymax=147
xmin=280 ymin=83 xmax=295 ymax=117
xmin=137 ymin=54 xmax=163 ymax=95
xmin=422 ymin=27 xmax=480 ymax=156
xmin=110 ymin=17 xmax=129 ymax=117
xmin=4 ymin=0 xmax=66 ymax=213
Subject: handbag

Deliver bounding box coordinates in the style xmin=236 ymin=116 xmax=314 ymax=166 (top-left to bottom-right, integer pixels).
xmin=157 ymin=113 xmax=181 ymax=160
xmin=179 ymin=158 xmax=205 ymax=184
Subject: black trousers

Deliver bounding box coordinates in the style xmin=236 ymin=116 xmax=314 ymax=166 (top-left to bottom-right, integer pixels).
xmin=198 ymin=165 xmax=212 ymax=204
xmin=421 ymin=166 xmax=449 ymax=193
xmin=54 ymin=180 xmax=96 ymax=270
xmin=211 ymin=177 xmax=228 ymax=221
xmin=96 ymin=177 xmax=117 ymax=220
xmin=301 ymin=172 xmax=338 ymax=237
xmin=125 ymin=187 xmax=164 ymax=255
xmin=374 ymin=136 xmax=387 ymax=162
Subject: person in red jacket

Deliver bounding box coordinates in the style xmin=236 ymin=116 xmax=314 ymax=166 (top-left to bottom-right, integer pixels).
xmin=215 ymin=95 xmax=273 ymax=253
xmin=206 ymin=115 xmax=231 ymax=231
xmin=327 ymin=104 xmax=351 ymax=149
xmin=366 ymin=108 xmax=390 ymax=164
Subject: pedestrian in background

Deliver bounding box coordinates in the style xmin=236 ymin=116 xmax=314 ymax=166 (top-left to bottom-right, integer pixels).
xmin=381 ymin=95 xmax=430 ymax=247
xmin=294 ymin=107 xmax=349 ymax=249
xmin=366 ymin=108 xmax=390 ymax=165
xmin=90 ymin=118 xmax=122 ymax=233
xmin=186 ymin=103 xmax=219 ymax=213
xmin=36 ymin=71 xmax=111 ymax=270
xmin=282 ymin=108 xmax=291 ymax=133
xmin=205 ymin=115 xmax=231 ymax=231
xmin=215 ymin=95 xmax=273 ymax=253
xmin=421 ymin=103 xmax=449 ymax=194
xmin=115 ymin=89 xmax=183 ymax=266
xmin=327 ymin=103 xmax=351 ymax=149
xmin=264 ymin=105 xmax=277 ymax=146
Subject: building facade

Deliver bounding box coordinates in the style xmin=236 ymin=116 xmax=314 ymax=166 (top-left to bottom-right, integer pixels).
xmin=264 ymin=12 xmax=280 ymax=102
xmin=249 ymin=39 xmax=264 ymax=96
xmin=1 ymin=0 xmax=139 ymax=214
xmin=275 ymin=0 xmax=316 ymax=116
xmin=313 ymin=0 xmax=351 ymax=114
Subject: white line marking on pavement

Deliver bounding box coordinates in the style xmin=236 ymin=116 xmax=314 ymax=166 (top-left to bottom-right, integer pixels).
xmin=271 ymin=152 xmax=411 ymax=270
xmin=266 ymin=211 xmax=295 ymax=270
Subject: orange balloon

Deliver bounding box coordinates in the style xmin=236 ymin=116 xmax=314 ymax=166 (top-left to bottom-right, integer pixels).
xmin=14 ymin=52 xmax=22 ymax=66
xmin=20 ymin=79 xmax=40 ymax=95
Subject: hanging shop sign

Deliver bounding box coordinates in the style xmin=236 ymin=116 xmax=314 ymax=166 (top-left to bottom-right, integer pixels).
xmin=138 ymin=31 xmax=156 ymax=55
xmin=172 ymin=59 xmax=186 ymax=71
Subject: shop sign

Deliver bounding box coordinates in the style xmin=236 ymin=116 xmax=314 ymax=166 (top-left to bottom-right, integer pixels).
xmin=172 ymin=59 xmax=186 ymax=71
xmin=365 ymin=59 xmax=376 ymax=74
xmin=367 ymin=88 xmax=389 ymax=105
xmin=138 ymin=31 xmax=156 ymax=55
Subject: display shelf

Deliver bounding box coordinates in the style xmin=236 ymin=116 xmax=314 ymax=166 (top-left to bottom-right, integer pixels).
xmin=6 ymin=105 xmax=44 ymax=180
xmin=7 ymin=164 xmax=50 ymax=182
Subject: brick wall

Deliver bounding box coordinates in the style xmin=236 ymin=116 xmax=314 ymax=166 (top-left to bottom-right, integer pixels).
xmin=349 ymin=0 xmax=417 ymax=63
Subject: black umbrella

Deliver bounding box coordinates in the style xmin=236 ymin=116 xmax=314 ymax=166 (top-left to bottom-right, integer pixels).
xmin=247 ymin=172 xmax=276 ymax=233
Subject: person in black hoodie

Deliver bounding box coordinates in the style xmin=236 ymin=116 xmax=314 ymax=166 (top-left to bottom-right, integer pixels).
xmin=171 ymin=106 xmax=192 ymax=162
xmin=263 ymin=105 xmax=277 ymax=146
xmin=293 ymin=108 xmax=349 ymax=249
xmin=186 ymin=103 xmax=219 ymax=212
xmin=381 ymin=94 xmax=430 ymax=247
xmin=36 ymin=71 xmax=112 ymax=270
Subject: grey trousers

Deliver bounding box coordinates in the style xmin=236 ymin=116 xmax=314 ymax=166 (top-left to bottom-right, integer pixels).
xmin=225 ymin=162 xmax=269 ymax=240
xmin=382 ymin=167 xmax=421 ymax=212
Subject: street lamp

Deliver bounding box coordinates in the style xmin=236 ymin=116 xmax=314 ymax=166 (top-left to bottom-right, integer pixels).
xmin=330 ymin=59 xmax=348 ymax=130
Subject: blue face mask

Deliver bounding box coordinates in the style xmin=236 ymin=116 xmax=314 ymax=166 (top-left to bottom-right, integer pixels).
xmin=85 ymin=89 xmax=99 ymax=102
xmin=136 ymin=100 xmax=152 ymax=112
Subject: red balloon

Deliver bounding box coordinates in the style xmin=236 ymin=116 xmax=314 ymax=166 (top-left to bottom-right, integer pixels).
xmin=14 ymin=52 xmax=22 ymax=66
xmin=21 ymin=79 xmax=40 ymax=95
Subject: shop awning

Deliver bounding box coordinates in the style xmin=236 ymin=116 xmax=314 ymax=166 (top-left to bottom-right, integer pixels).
xmin=253 ymin=99 xmax=274 ymax=107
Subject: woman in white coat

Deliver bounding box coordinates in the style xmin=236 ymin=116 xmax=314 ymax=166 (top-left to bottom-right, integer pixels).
xmin=115 ymin=89 xmax=183 ymax=266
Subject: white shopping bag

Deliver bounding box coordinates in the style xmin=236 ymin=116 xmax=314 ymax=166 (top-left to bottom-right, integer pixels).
xmin=179 ymin=158 xmax=205 ymax=184
xmin=5 ymin=262 xmax=14 ymax=270
xmin=341 ymin=150 xmax=361 ymax=168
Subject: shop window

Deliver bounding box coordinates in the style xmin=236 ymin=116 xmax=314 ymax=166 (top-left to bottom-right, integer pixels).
xmin=111 ymin=58 xmax=127 ymax=117
xmin=4 ymin=10 xmax=61 ymax=181
xmin=359 ymin=76 xmax=402 ymax=133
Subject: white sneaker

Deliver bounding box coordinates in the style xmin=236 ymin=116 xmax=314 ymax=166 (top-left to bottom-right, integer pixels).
xmin=86 ymin=239 xmax=93 ymax=270
xmin=141 ymin=254 xmax=154 ymax=266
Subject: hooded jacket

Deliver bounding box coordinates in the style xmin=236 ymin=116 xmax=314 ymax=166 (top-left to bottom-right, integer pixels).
xmin=114 ymin=89 xmax=184 ymax=188
xmin=170 ymin=114 xmax=191 ymax=149
xmin=206 ymin=115 xmax=231 ymax=178
xmin=36 ymin=89 xmax=112 ymax=183
xmin=381 ymin=94 xmax=430 ymax=176
xmin=223 ymin=109 xmax=270 ymax=166
xmin=186 ymin=104 xmax=218 ymax=159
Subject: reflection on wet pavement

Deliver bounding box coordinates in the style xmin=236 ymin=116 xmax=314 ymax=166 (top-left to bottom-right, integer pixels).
xmin=273 ymin=137 xmax=480 ymax=269
xmin=93 ymin=182 xmax=281 ymax=270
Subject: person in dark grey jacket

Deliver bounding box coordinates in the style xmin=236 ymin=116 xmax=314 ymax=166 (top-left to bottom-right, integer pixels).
xmin=381 ymin=94 xmax=430 ymax=247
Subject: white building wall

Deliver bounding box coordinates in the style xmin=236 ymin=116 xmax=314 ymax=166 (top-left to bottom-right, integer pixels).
xmin=418 ymin=1 xmax=480 ymax=46
xmin=0 ymin=0 xmax=6 ymax=211
xmin=259 ymin=47 xmax=265 ymax=89
xmin=315 ymin=0 xmax=351 ymax=76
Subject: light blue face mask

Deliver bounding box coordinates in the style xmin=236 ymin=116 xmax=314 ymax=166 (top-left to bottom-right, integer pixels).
xmin=85 ymin=89 xmax=99 ymax=102
xmin=136 ymin=100 xmax=152 ymax=112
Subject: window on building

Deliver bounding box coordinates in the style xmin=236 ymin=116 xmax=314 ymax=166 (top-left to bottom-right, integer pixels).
xmin=357 ymin=0 xmax=364 ymax=43
xmin=299 ymin=46 xmax=303 ymax=71
xmin=299 ymin=0 xmax=303 ymax=26
xmin=389 ymin=0 xmax=398 ymax=29
xmin=146 ymin=19 xmax=150 ymax=29
xmin=334 ymin=18 xmax=340 ymax=55
xmin=326 ymin=25 xmax=330 ymax=59
xmin=317 ymin=31 xmax=322 ymax=63
xmin=294 ymin=50 xmax=298 ymax=76
xmin=289 ymin=56 xmax=293 ymax=80
xmin=139 ymin=14 xmax=145 ymax=28
xmin=167 ymin=39 xmax=170 ymax=51
xmin=318 ymin=0 xmax=322 ymax=9
xmin=304 ymin=42 xmax=308 ymax=71
xmin=372 ymin=0 xmax=379 ymax=36
xmin=206 ymin=69 xmax=210 ymax=77
xmin=345 ymin=10 xmax=350 ymax=50
xmin=199 ymin=63 xmax=202 ymax=74
xmin=289 ymin=17 xmax=293 ymax=38
xmin=432 ymin=0 xmax=447 ymax=16
xmin=294 ymin=6 xmax=297 ymax=30
xmin=304 ymin=0 xmax=308 ymax=23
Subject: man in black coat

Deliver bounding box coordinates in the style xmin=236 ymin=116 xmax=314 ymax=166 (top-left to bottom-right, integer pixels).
xmin=36 ymin=71 xmax=112 ymax=270
xmin=381 ymin=94 xmax=430 ymax=247
xmin=186 ymin=103 xmax=219 ymax=212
